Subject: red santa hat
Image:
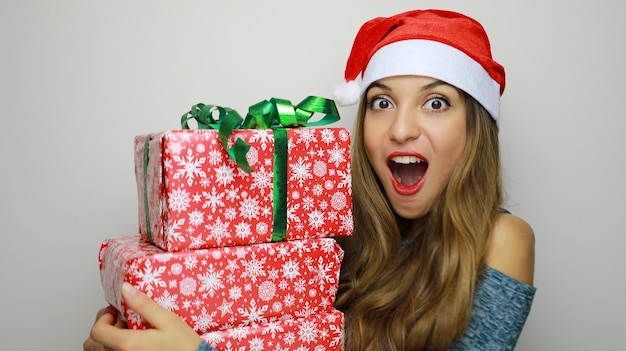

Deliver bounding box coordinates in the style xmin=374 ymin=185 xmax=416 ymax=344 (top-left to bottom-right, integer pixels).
xmin=333 ymin=9 xmax=505 ymax=125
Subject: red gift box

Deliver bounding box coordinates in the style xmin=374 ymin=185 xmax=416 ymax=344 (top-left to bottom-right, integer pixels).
xmin=134 ymin=128 xmax=353 ymax=252
xmin=201 ymin=309 xmax=344 ymax=350
xmin=99 ymin=235 xmax=344 ymax=333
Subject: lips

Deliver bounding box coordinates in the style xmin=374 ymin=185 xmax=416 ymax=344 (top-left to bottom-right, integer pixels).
xmin=387 ymin=153 xmax=428 ymax=195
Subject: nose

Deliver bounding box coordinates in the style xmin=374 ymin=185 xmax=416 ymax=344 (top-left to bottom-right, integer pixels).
xmin=389 ymin=107 xmax=420 ymax=143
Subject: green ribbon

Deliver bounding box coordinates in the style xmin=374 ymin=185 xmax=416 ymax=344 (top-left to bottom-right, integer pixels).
xmin=178 ymin=96 xmax=340 ymax=242
xmin=272 ymin=128 xmax=288 ymax=241
xmin=143 ymin=134 xmax=153 ymax=243
xmin=180 ymin=104 xmax=253 ymax=172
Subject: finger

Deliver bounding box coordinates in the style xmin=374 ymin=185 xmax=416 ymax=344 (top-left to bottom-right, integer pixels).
xmin=104 ymin=305 xmax=118 ymax=319
xmin=89 ymin=311 xmax=120 ymax=348
xmin=93 ymin=306 xmax=115 ymax=324
xmin=114 ymin=315 xmax=127 ymax=328
xmin=91 ymin=311 xmax=155 ymax=351
xmin=83 ymin=337 xmax=105 ymax=351
xmin=121 ymin=282 xmax=183 ymax=329
xmin=86 ymin=308 xmax=118 ymax=351
xmin=97 ymin=310 xmax=116 ymax=327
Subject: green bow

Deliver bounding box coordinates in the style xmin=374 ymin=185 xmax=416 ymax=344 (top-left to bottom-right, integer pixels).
xmin=181 ymin=96 xmax=340 ymax=173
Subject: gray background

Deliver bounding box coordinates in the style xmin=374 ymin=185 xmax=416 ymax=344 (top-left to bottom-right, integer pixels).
xmin=1 ymin=0 xmax=624 ymax=349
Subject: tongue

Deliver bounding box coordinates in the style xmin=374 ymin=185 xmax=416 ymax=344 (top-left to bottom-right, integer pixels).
xmin=397 ymin=162 xmax=427 ymax=185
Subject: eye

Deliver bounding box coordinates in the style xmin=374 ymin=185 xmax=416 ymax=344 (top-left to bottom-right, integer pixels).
xmin=368 ymin=96 xmax=394 ymax=110
xmin=423 ymin=96 xmax=450 ymax=111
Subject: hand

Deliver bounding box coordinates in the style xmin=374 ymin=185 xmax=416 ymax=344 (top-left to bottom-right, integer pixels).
xmin=87 ymin=283 xmax=203 ymax=351
xmin=83 ymin=305 xmax=125 ymax=351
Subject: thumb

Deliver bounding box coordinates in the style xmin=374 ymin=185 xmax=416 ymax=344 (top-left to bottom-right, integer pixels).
xmin=122 ymin=282 xmax=182 ymax=329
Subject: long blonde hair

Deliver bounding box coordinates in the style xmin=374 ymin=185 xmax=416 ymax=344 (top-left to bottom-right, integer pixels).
xmin=335 ymin=90 xmax=502 ymax=351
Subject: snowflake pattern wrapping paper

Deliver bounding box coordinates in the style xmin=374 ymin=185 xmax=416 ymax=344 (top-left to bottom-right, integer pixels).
xmin=135 ymin=128 xmax=353 ymax=252
xmin=99 ymin=235 xmax=344 ymax=333
xmin=201 ymin=308 xmax=344 ymax=351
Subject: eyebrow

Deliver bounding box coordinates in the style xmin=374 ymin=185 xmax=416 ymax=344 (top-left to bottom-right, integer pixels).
xmin=368 ymin=81 xmax=392 ymax=91
xmin=421 ymin=80 xmax=450 ymax=91
xmin=367 ymin=79 xmax=450 ymax=93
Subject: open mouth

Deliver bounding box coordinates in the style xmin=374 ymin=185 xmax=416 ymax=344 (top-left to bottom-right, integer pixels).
xmin=388 ymin=155 xmax=428 ymax=186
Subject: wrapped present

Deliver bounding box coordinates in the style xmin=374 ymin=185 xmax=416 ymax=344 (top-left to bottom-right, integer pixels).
xmin=99 ymin=235 xmax=344 ymax=333
xmin=135 ymin=97 xmax=352 ymax=251
xmin=201 ymin=309 xmax=344 ymax=350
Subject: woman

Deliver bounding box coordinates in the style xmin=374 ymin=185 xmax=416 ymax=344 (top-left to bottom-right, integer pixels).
xmin=85 ymin=9 xmax=535 ymax=351
xmin=331 ymin=9 xmax=535 ymax=350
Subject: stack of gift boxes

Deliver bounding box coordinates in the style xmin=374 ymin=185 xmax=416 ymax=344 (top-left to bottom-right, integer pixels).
xmin=98 ymin=98 xmax=352 ymax=350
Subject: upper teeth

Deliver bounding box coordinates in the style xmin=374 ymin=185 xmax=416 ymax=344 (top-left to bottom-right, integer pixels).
xmin=391 ymin=156 xmax=423 ymax=164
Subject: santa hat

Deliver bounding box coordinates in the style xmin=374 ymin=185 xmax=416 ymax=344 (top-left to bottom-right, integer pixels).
xmin=333 ymin=9 xmax=505 ymax=125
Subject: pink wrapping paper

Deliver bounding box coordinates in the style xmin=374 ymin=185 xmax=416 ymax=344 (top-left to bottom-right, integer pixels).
xmin=99 ymin=235 xmax=344 ymax=333
xmin=134 ymin=128 xmax=353 ymax=251
xmin=201 ymin=309 xmax=344 ymax=350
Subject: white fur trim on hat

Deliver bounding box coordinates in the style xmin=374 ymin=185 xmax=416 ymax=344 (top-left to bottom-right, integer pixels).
xmin=332 ymin=79 xmax=362 ymax=107
xmin=362 ymin=39 xmax=502 ymax=125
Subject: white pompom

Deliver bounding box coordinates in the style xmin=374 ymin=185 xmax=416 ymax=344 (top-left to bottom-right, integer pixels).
xmin=332 ymin=80 xmax=361 ymax=107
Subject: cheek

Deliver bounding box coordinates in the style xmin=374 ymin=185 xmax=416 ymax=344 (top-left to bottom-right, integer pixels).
xmin=362 ymin=119 xmax=376 ymax=159
xmin=451 ymin=129 xmax=467 ymax=162
xmin=440 ymin=134 xmax=466 ymax=175
xmin=362 ymin=119 xmax=386 ymax=175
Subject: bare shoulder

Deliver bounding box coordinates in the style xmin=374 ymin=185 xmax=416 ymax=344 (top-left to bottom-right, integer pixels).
xmin=484 ymin=213 xmax=536 ymax=285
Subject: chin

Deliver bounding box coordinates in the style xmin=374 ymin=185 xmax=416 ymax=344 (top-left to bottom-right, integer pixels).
xmin=392 ymin=205 xmax=428 ymax=220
